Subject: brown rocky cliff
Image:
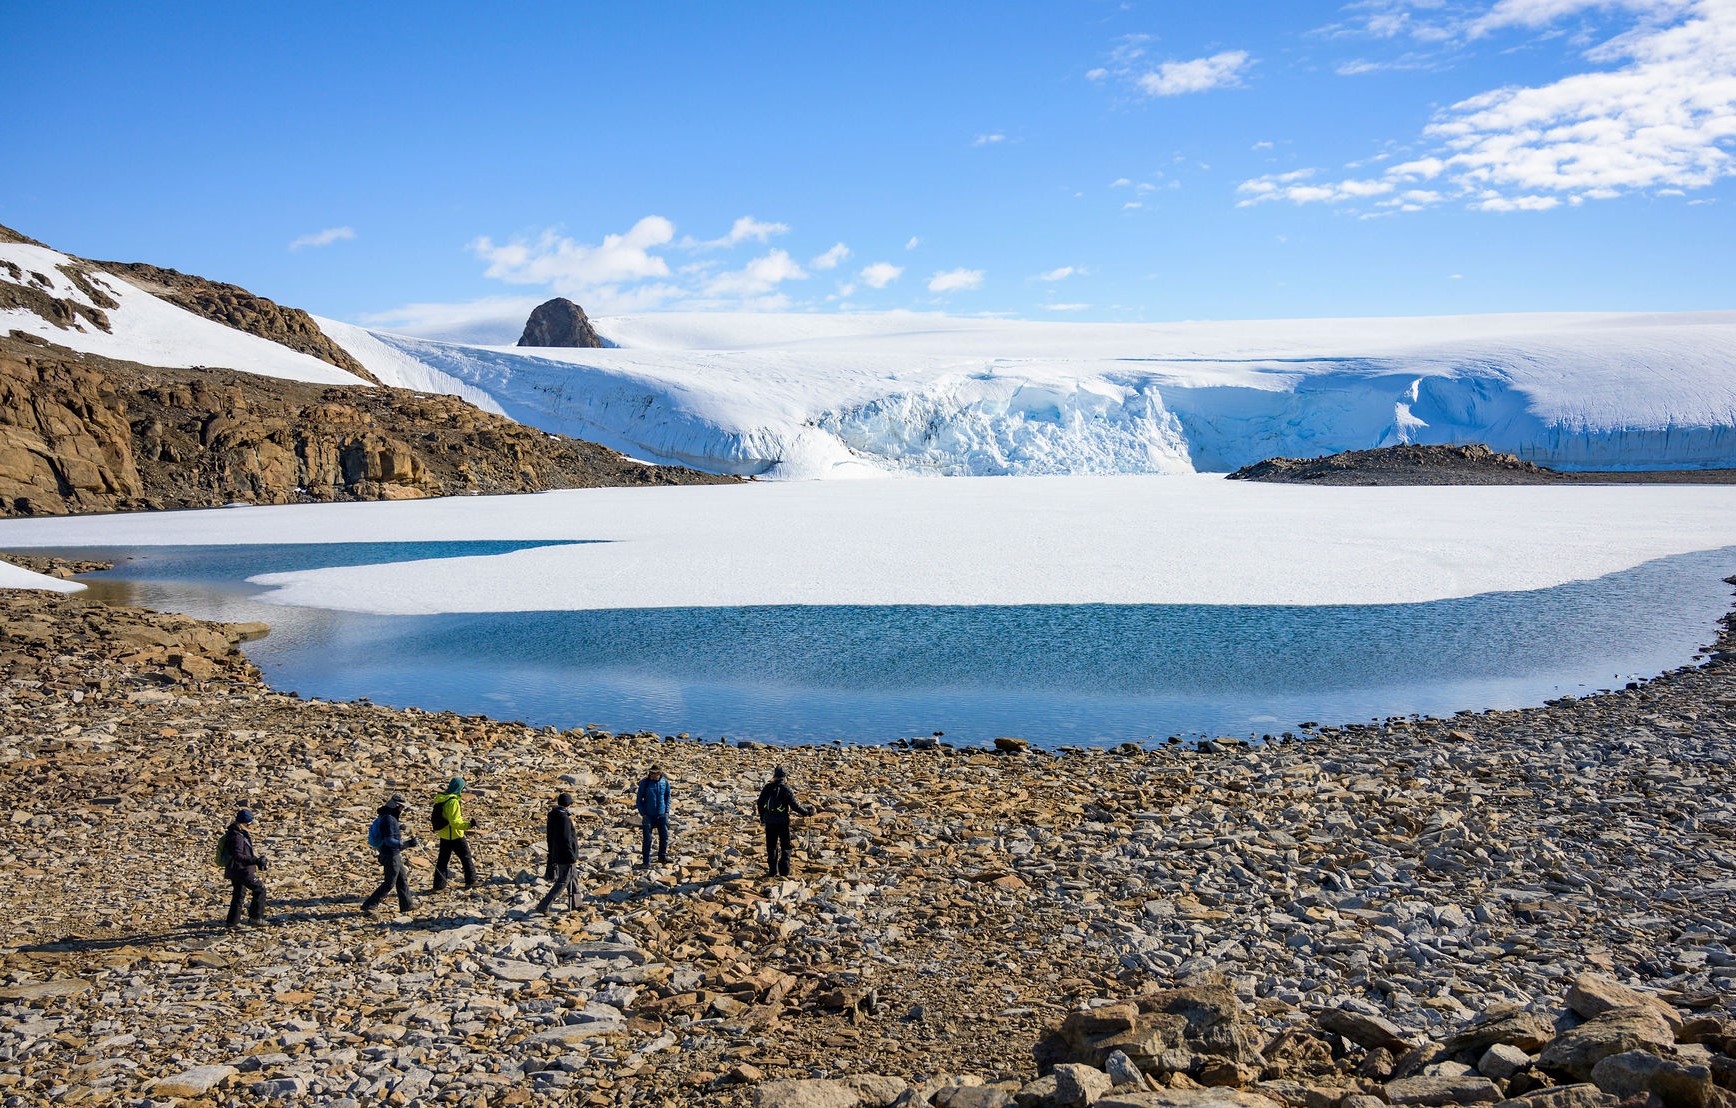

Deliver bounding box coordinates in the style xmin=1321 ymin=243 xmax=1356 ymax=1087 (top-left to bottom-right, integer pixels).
xmin=0 ymin=336 xmax=732 ymax=517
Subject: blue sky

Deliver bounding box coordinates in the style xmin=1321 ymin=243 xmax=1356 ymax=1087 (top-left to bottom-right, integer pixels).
xmin=6 ymin=0 xmax=1732 ymax=337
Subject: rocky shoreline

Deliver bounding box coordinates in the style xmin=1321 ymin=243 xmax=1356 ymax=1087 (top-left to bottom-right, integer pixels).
xmin=0 ymin=568 xmax=1733 ymax=1106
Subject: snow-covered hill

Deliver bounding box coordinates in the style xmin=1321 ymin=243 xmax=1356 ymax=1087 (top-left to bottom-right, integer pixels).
xmin=322 ymin=309 xmax=1736 ymax=478
xmin=1 ymin=241 xmax=369 ymax=386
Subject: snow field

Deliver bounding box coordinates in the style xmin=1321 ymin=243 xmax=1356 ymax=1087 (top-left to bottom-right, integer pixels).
xmin=2 ymin=476 xmax=1735 ymax=615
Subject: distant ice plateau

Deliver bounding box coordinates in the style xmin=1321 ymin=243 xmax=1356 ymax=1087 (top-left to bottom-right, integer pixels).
xmin=321 ymin=310 xmax=1736 ymax=479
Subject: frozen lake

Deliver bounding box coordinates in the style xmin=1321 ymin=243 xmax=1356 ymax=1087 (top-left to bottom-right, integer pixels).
xmin=7 ymin=478 xmax=1736 ymax=746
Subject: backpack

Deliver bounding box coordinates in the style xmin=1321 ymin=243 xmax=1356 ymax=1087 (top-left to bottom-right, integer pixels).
xmin=431 ymin=798 xmax=450 ymax=833
xmin=367 ymin=816 xmax=388 ymax=852
xmin=215 ymin=831 xmax=232 ymax=869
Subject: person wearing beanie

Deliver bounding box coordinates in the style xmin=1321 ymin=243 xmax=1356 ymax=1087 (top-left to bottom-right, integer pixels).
xmin=361 ymin=795 xmax=417 ymax=917
xmin=534 ymin=793 xmax=581 ymax=914
xmin=430 ymin=776 xmax=477 ymax=894
xmin=754 ymin=766 xmax=815 ymax=878
xmin=634 ymin=766 xmax=672 ymax=867
xmin=221 ymin=808 xmax=269 ymax=928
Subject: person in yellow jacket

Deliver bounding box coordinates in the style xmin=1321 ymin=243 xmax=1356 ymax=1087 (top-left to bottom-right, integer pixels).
xmin=430 ymin=776 xmax=478 ymax=893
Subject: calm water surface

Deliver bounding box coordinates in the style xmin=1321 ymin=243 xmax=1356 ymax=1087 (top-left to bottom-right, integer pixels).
xmin=52 ymin=541 xmax=1736 ymax=747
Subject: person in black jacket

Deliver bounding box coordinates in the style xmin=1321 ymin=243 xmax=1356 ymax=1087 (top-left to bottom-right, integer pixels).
xmin=360 ymin=795 xmax=417 ymax=917
xmin=755 ymin=766 xmax=814 ymax=878
xmin=222 ymin=809 xmax=269 ymax=928
xmin=534 ymin=793 xmax=581 ymax=914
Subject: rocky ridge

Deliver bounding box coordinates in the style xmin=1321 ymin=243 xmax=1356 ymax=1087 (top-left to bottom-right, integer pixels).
xmin=0 ymin=566 xmax=1732 ymax=1105
xmin=1227 ymin=445 xmax=1736 ymax=486
xmin=0 ymin=334 xmax=732 ymax=516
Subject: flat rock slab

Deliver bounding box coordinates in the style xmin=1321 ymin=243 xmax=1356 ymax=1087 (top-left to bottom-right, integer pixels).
xmin=151 ymin=1064 xmax=239 ymax=1097
xmin=1494 ymin=1085 xmax=1620 ymax=1108
xmin=755 ymin=1078 xmax=865 ymax=1108
xmin=527 ymin=1017 xmax=627 ymax=1046
xmin=481 ymin=957 xmax=542 ymax=982
xmin=1385 ymin=1075 xmax=1502 ymax=1106
xmin=1097 ymin=1091 xmax=1287 ymax=1108
xmin=1318 ymin=1007 xmax=1413 ymax=1051
xmin=0 ymin=978 xmax=91 ymax=1001
xmin=1538 ymin=1008 xmax=1675 ymax=1081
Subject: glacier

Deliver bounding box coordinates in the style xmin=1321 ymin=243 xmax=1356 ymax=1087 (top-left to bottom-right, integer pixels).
xmin=320 ymin=309 xmax=1736 ymax=478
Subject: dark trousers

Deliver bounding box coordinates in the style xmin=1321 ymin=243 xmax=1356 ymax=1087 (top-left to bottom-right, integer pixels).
xmin=764 ymin=819 xmax=793 ymax=876
xmin=432 ymin=837 xmax=475 ymax=891
xmin=362 ymin=849 xmax=413 ymax=913
xmin=535 ymin=863 xmax=576 ymax=912
xmin=641 ymin=815 xmax=669 ymax=864
xmin=226 ymin=872 xmax=265 ymax=926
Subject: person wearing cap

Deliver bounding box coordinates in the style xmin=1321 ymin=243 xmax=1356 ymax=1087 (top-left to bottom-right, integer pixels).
xmin=221 ymin=809 xmax=269 ymax=928
xmin=754 ymin=766 xmax=815 ymax=878
xmin=635 ymin=766 xmax=672 ymax=868
xmin=361 ymin=795 xmax=417 ymax=917
xmin=430 ymin=776 xmax=477 ymax=894
xmin=534 ymin=793 xmax=581 ymax=914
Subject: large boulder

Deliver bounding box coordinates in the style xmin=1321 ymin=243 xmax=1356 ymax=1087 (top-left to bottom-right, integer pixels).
xmin=1446 ymin=1008 xmax=1557 ymax=1056
xmin=1038 ymin=989 xmax=1262 ymax=1081
xmin=1566 ymin=974 xmax=1684 ymax=1035
xmin=517 ymin=297 xmax=605 ymax=348
xmin=1538 ymin=1007 xmax=1675 ymax=1081
xmin=1384 ymin=1075 xmax=1503 ymax=1106
xmin=1589 ymin=1050 xmax=1714 ymax=1108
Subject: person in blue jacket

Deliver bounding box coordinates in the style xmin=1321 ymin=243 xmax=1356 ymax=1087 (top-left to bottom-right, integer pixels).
xmin=361 ymin=795 xmax=417 ymax=917
xmin=634 ymin=766 xmax=672 ymax=867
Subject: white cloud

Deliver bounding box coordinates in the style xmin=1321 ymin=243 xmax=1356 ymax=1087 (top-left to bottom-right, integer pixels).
xmin=860 ymin=262 xmax=904 ymax=289
xmin=1240 ymin=0 xmax=1736 ymax=212
xmin=704 ymin=249 xmax=808 ymax=297
xmin=1110 ymin=177 xmax=1134 ymax=188
xmin=1036 ymin=266 xmax=1082 ymax=281
xmin=811 ymin=243 xmax=850 ymax=270
xmin=289 ymin=226 xmax=355 ymax=251
xmin=685 ymin=216 xmax=790 ymax=250
xmin=905 ymin=236 xmax=922 ymax=251
xmin=1136 ymin=50 xmax=1252 ymax=96
xmin=974 ymin=133 xmax=1007 ymax=146
xmin=1044 ymin=303 xmax=1092 ymax=311
xmin=470 ymin=216 xmax=675 ymax=288
xmin=1086 ymin=67 xmax=1109 ymax=80
xmin=928 ymin=268 xmax=985 ymax=293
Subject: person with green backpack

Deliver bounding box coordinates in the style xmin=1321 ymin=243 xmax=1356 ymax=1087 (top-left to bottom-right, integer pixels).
xmin=430 ymin=777 xmax=478 ymax=894
xmin=360 ymin=795 xmax=417 ymax=917
xmin=219 ymin=809 xmax=269 ymax=929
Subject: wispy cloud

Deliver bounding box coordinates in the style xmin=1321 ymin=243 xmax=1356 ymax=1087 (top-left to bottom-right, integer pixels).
xmin=1044 ymin=302 xmax=1092 ymax=311
xmin=1241 ymin=0 xmax=1735 ymax=212
xmin=289 ymin=226 xmax=355 ymax=252
xmin=928 ymin=268 xmax=985 ymax=293
xmin=683 ymin=216 xmax=790 ymax=250
xmin=1136 ymin=50 xmax=1253 ymax=96
xmin=973 ymin=132 xmax=1007 ymax=146
xmin=1035 ymin=266 xmax=1084 ymax=282
xmin=470 ymin=217 xmax=675 ymax=288
xmin=860 ymin=262 xmax=904 ymax=288
xmin=905 ymin=236 xmax=922 ymax=251
xmin=704 ymin=249 xmax=808 ymax=297
xmin=811 ymin=243 xmax=850 ymax=270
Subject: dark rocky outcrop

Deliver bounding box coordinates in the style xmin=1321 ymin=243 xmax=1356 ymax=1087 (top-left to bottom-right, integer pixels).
xmin=517 ymin=296 xmax=606 ymax=348
xmin=1226 ymin=443 xmax=1736 ymax=485
xmin=0 ymin=335 xmax=732 ymax=517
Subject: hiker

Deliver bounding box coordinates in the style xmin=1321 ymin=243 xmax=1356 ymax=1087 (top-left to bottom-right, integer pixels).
xmin=635 ymin=765 xmax=672 ymax=867
xmin=430 ymin=777 xmax=477 ymax=893
xmin=221 ymin=808 xmax=269 ymax=928
xmin=754 ymin=766 xmax=814 ymax=878
xmin=534 ymin=793 xmax=581 ymax=914
xmin=361 ymin=795 xmax=417 ymax=916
